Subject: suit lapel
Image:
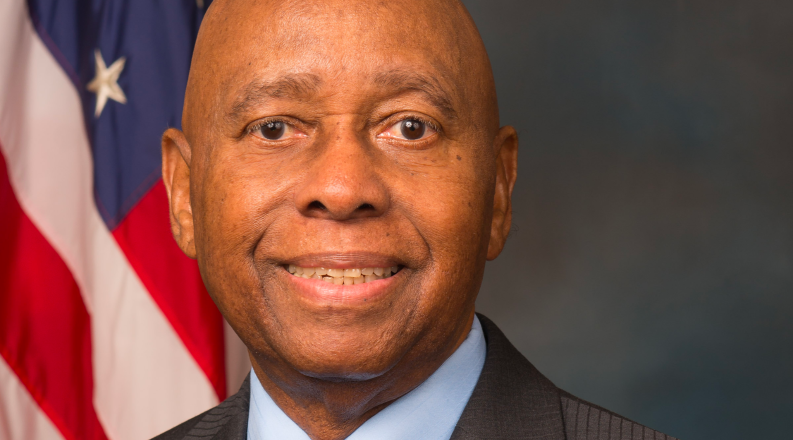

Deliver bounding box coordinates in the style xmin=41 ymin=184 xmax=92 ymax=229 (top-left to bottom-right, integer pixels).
xmin=183 ymin=375 xmax=250 ymax=440
xmin=450 ymin=314 xmax=566 ymax=440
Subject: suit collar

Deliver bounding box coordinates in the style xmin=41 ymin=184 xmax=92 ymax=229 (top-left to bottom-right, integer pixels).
xmin=449 ymin=314 xmax=566 ymax=440
xmin=186 ymin=314 xmax=565 ymax=440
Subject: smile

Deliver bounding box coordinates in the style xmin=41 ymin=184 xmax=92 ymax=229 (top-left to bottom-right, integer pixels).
xmin=287 ymin=265 xmax=400 ymax=285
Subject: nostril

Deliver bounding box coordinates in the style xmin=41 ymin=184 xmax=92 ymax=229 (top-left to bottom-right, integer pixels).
xmin=357 ymin=203 xmax=375 ymax=211
xmin=308 ymin=200 xmax=327 ymax=211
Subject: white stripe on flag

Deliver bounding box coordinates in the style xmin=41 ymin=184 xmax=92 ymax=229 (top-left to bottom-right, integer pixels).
xmin=0 ymin=1 xmax=218 ymax=439
xmin=224 ymin=318 xmax=252 ymax=397
xmin=0 ymin=356 xmax=65 ymax=440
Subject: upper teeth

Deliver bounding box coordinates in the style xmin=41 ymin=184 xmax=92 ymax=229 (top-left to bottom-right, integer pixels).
xmin=287 ymin=265 xmax=399 ymax=285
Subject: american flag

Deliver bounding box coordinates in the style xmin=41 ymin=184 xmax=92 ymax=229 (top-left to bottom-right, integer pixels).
xmin=0 ymin=0 xmax=248 ymax=439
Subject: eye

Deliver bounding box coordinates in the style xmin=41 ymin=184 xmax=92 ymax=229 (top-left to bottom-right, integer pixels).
xmin=260 ymin=121 xmax=285 ymax=140
xmin=249 ymin=119 xmax=304 ymax=141
xmin=400 ymin=120 xmax=425 ymax=139
xmin=378 ymin=118 xmax=437 ymax=141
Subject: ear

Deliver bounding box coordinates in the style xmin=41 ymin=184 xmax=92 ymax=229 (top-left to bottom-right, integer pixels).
xmin=487 ymin=125 xmax=518 ymax=260
xmin=162 ymin=128 xmax=197 ymax=259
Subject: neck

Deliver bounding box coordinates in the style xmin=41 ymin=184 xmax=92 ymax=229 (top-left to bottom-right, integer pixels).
xmin=249 ymin=314 xmax=474 ymax=440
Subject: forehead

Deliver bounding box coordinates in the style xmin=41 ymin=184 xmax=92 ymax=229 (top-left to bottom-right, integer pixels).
xmin=203 ymin=0 xmax=469 ymax=107
xmin=235 ymin=0 xmax=466 ymax=56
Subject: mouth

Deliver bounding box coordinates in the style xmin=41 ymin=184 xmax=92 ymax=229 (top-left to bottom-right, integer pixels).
xmin=287 ymin=265 xmax=400 ymax=285
xmin=282 ymin=257 xmax=405 ymax=304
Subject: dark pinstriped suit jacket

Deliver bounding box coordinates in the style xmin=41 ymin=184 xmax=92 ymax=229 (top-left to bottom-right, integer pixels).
xmin=153 ymin=314 xmax=676 ymax=440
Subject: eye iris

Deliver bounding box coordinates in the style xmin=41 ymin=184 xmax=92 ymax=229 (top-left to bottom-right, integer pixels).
xmin=400 ymin=119 xmax=425 ymax=140
xmin=260 ymin=121 xmax=285 ymax=140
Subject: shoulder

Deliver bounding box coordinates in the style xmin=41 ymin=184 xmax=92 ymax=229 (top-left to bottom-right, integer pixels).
xmin=151 ymin=411 xmax=205 ymax=440
xmin=559 ymin=390 xmax=677 ymax=440
xmin=151 ymin=375 xmax=251 ymax=440
xmin=454 ymin=314 xmax=676 ymax=440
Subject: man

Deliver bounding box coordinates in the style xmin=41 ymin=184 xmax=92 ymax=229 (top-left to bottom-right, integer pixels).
xmin=155 ymin=0 xmax=675 ymax=439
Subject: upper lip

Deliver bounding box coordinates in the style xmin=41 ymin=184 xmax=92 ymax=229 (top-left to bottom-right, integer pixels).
xmin=281 ymin=251 xmax=403 ymax=269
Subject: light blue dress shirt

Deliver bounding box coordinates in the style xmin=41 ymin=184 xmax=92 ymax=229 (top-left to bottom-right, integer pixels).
xmin=247 ymin=315 xmax=486 ymax=440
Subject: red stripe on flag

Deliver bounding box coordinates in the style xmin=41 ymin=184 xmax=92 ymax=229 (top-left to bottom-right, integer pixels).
xmin=113 ymin=179 xmax=226 ymax=400
xmin=0 ymin=150 xmax=108 ymax=440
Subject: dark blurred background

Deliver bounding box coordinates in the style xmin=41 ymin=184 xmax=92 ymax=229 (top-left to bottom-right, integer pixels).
xmin=463 ymin=1 xmax=793 ymax=438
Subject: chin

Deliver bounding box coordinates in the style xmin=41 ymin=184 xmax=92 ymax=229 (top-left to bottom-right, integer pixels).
xmin=289 ymin=348 xmax=403 ymax=382
xmin=298 ymin=368 xmax=384 ymax=382
xmin=272 ymin=324 xmax=413 ymax=382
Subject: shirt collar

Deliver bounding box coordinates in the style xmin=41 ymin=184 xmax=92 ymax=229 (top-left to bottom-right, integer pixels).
xmin=248 ymin=315 xmax=486 ymax=440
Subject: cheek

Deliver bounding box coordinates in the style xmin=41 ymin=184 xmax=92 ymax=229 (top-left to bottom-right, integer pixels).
xmin=394 ymin=162 xmax=493 ymax=305
xmin=402 ymin=166 xmax=491 ymax=257
xmin=192 ymin=156 xmax=293 ymax=308
xmin=201 ymin=146 xmax=298 ymax=240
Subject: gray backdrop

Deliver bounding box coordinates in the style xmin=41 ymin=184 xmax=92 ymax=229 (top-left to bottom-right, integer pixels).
xmin=464 ymin=1 xmax=793 ymax=439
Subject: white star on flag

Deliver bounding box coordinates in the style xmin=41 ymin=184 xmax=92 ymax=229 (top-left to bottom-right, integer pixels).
xmin=87 ymin=49 xmax=127 ymax=117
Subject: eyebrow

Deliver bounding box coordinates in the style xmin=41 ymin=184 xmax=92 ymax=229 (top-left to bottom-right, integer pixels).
xmin=373 ymin=70 xmax=458 ymax=121
xmin=227 ymin=73 xmax=323 ymax=123
xmin=225 ymin=69 xmax=458 ymax=125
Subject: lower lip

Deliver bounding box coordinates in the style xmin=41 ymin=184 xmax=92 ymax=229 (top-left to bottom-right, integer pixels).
xmin=286 ymin=271 xmax=399 ymax=303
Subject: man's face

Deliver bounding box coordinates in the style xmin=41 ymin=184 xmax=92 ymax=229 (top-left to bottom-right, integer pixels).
xmin=166 ymin=0 xmax=516 ymax=383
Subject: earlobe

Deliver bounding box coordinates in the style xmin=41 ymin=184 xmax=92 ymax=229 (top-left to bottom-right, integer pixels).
xmin=486 ymin=126 xmax=518 ymax=261
xmin=162 ymin=128 xmax=197 ymax=258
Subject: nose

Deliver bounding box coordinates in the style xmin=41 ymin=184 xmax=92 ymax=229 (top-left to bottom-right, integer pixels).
xmin=294 ymin=123 xmax=389 ymax=221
